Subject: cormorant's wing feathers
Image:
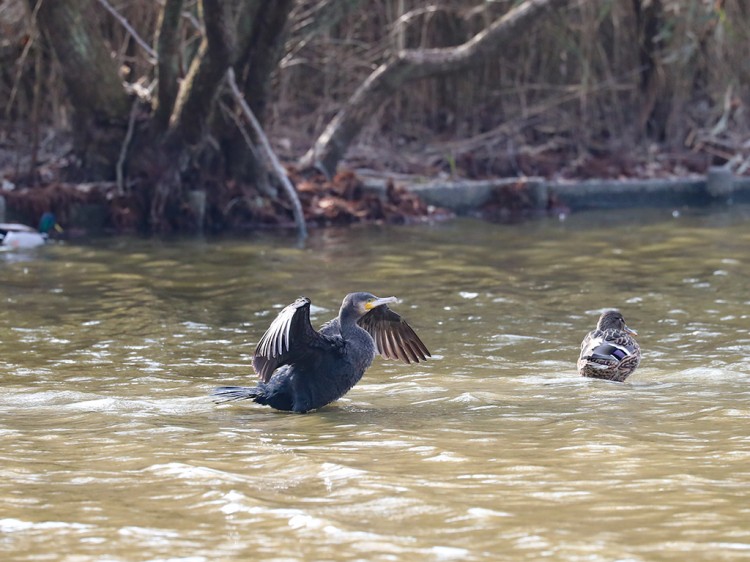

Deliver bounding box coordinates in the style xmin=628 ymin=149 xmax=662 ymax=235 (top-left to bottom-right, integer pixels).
xmin=357 ymin=304 xmax=430 ymax=364
xmin=253 ymin=297 xmax=329 ymax=382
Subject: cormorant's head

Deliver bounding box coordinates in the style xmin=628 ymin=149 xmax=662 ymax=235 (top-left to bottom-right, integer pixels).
xmin=597 ymin=309 xmax=637 ymax=336
xmin=342 ymin=292 xmax=398 ymax=318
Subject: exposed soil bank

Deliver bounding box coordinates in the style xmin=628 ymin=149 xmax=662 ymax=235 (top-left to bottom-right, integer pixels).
xmin=0 ymin=170 xmax=448 ymax=234
xmin=1 ymin=167 xmax=748 ymax=234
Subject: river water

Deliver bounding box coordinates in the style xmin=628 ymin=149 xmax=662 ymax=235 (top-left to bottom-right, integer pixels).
xmin=1 ymin=206 xmax=749 ymax=561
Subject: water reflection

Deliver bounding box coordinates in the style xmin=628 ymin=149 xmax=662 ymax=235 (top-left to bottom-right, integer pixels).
xmin=1 ymin=206 xmax=750 ymax=560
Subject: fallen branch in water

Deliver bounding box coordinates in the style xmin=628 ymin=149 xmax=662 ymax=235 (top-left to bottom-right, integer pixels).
xmin=225 ymin=68 xmax=308 ymax=241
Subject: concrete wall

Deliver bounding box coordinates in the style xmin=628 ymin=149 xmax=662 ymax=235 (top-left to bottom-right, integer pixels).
xmin=377 ymin=167 xmax=750 ymax=214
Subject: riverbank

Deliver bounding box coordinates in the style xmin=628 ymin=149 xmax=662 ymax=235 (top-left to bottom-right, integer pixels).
xmin=359 ymin=166 xmax=750 ymax=218
xmin=1 ymin=167 xmax=748 ymax=234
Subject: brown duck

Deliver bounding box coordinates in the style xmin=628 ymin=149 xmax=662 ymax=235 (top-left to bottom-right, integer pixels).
xmin=577 ymin=310 xmax=641 ymax=382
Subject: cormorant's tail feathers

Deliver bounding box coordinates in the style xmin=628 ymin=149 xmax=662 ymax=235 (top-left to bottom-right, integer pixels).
xmin=211 ymin=386 xmax=259 ymax=403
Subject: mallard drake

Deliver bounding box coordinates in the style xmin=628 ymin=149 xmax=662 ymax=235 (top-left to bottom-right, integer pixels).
xmin=0 ymin=212 xmax=60 ymax=249
xmin=577 ymin=309 xmax=641 ymax=382
xmin=212 ymin=293 xmax=430 ymax=413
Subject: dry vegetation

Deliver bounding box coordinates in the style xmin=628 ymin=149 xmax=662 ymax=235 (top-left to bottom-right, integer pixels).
xmin=280 ymin=0 xmax=750 ymax=180
xmin=1 ymin=0 xmax=749 ymax=228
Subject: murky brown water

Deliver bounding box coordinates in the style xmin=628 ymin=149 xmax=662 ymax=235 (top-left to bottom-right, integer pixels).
xmin=2 ymin=206 xmax=750 ymax=561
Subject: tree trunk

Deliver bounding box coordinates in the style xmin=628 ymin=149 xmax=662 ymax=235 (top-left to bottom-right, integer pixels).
xmin=31 ymin=0 xmax=131 ymax=179
xmin=165 ymin=0 xmax=236 ymax=148
xmin=300 ymin=0 xmax=573 ymax=176
xmin=219 ymin=0 xmax=294 ymax=185
xmin=236 ymin=0 xmax=290 ymax=120
xmin=152 ymin=0 xmax=184 ymax=132
xmin=150 ymin=0 xmax=238 ymax=228
xmin=633 ymin=0 xmax=668 ymax=141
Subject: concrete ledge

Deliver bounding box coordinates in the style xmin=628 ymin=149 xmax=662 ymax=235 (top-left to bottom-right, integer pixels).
xmin=361 ymin=175 xmax=548 ymax=213
xmin=408 ymin=178 xmax=524 ymax=213
xmin=552 ymin=177 xmax=709 ymax=210
xmin=375 ymin=167 xmax=750 ymax=214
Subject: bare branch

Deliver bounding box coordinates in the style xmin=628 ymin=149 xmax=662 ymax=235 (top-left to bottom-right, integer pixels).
xmin=96 ymin=0 xmax=157 ymax=60
xmin=300 ymin=0 xmax=573 ymax=175
xmin=226 ymin=68 xmax=308 ymax=241
xmin=116 ymin=99 xmax=140 ymax=195
xmin=6 ymin=0 xmax=43 ymax=119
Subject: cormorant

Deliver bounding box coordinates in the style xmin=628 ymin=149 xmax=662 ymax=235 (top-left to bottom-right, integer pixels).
xmin=212 ymin=292 xmax=430 ymax=412
xmin=577 ymin=309 xmax=641 ymax=382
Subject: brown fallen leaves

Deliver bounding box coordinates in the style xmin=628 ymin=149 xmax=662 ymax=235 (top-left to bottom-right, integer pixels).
xmin=293 ymin=169 xmax=445 ymax=227
xmin=1 ymin=168 xmax=446 ymax=234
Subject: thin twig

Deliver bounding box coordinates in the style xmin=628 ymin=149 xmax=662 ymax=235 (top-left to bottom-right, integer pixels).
xmin=219 ymin=101 xmax=261 ymax=161
xmin=225 ymin=68 xmax=308 ymax=241
xmin=736 ymin=155 xmax=750 ymax=176
xmin=29 ymin=42 xmax=43 ymax=184
xmin=116 ymin=99 xmax=140 ymax=195
xmin=218 ymin=100 xmax=276 ymax=198
xmin=5 ymin=0 xmax=44 ymax=119
xmin=96 ymin=0 xmax=157 ymax=60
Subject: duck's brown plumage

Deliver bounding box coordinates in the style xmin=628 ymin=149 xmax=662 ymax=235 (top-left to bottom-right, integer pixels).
xmin=577 ymin=309 xmax=641 ymax=382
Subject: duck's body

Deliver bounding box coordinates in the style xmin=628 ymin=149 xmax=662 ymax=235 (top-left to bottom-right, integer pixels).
xmin=0 ymin=213 xmax=59 ymax=249
xmin=577 ymin=309 xmax=641 ymax=382
xmin=213 ymin=293 xmax=430 ymax=413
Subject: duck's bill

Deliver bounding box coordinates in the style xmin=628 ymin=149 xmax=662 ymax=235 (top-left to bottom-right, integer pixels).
xmin=624 ymin=325 xmax=638 ymax=337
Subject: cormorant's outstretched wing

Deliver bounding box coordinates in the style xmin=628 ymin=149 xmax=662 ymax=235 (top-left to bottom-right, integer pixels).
xmin=358 ymin=305 xmax=430 ymax=364
xmin=253 ymin=297 xmax=338 ymax=382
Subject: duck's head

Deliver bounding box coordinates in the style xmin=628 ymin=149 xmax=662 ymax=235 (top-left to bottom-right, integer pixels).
xmin=38 ymin=213 xmax=62 ymax=235
xmin=597 ymin=309 xmax=637 ymax=336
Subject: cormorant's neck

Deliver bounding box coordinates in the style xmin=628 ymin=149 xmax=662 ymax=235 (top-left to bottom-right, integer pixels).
xmin=338 ymin=307 xmax=362 ymax=333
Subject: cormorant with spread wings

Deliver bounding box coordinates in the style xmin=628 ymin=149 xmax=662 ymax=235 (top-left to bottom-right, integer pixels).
xmin=212 ymin=292 xmax=430 ymax=413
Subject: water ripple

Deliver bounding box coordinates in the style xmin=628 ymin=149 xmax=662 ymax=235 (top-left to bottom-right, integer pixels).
xmin=2 ymin=212 xmax=750 ymax=560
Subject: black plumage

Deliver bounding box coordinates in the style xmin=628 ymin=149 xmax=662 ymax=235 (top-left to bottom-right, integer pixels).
xmin=212 ymin=292 xmax=430 ymax=413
